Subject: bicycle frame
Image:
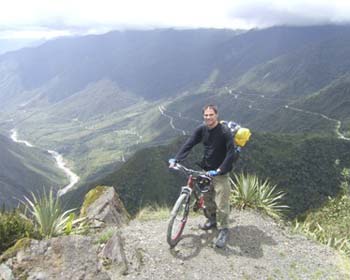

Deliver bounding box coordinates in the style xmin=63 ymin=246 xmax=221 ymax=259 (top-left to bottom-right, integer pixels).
xmin=167 ymin=163 xmax=211 ymax=247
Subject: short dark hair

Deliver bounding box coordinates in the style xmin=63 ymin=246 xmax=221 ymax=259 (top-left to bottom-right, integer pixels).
xmin=202 ymin=104 xmax=218 ymax=114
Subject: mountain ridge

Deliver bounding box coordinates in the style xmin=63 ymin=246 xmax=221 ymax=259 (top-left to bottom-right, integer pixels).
xmin=1 ymin=25 xmax=350 ymax=210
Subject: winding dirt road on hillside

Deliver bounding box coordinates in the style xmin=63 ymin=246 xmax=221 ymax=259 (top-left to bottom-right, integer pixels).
xmin=159 ymin=105 xmax=187 ymax=135
xmin=285 ymin=106 xmax=350 ymax=141
xmin=159 ymin=89 xmax=350 ymax=142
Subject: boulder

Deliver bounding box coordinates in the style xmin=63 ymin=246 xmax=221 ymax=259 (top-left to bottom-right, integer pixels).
xmin=5 ymin=235 xmax=110 ymax=280
xmin=100 ymin=231 xmax=129 ymax=278
xmin=80 ymin=186 xmax=130 ymax=228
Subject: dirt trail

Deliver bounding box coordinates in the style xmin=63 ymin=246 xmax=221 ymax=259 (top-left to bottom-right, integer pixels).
xmin=120 ymin=209 xmax=349 ymax=280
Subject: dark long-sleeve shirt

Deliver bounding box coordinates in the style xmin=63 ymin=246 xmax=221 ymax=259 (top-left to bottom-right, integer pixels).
xmin=175 ymin=123 xmax=236 ymax=174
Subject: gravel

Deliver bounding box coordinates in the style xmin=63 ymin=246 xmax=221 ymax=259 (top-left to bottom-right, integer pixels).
xmin=119 ymin=209 xmax=350 ymax=280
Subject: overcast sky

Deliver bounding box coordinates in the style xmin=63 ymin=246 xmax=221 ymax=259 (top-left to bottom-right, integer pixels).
xmin=1 ymin=0 xmax=350 ymax=39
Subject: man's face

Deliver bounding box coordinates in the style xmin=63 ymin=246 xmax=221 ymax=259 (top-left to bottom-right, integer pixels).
xmin=203 ymin=108 xmax=218 ymax=128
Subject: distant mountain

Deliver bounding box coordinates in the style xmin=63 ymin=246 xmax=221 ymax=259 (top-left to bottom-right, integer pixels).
xmin=0 ymin=38 xmax=45 ymax=55
xmin=295 ymin=74 xmax=350 ymax=135
xmin=2 ymin=26 xmax=350 ymax=109
xmin=235 ymin=34 xmax=350 ymax=99
xmin=1 ymin=26 xmax=350 ymax=202
xmin=0 ymin=29 xmax=238 ymax=108
xmin=0 ymin=133 xmax=67 ymax=208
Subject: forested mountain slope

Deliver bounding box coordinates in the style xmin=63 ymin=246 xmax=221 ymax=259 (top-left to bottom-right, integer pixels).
xmin=0 ymin=133 xmax=66 ymax=208
xmin=65 ymin=132 xmax=350 ymax=218
xmin=1 ymin=25 xmax=350 ymax=208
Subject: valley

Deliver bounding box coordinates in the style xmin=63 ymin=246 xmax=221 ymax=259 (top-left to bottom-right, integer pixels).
xmin=0 ymin=26 xmax=350 ymax=214
xmin=9 ymin=128 xmax=79 ymax=196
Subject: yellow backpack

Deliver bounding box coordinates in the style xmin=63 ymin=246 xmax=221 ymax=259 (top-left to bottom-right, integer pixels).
xmin=221 ymin=121 xmax=251 ymax=147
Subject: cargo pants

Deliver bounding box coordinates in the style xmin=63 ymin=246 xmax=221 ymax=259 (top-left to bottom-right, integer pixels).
xmin=203 ymin=173 xmax=231 ymax=230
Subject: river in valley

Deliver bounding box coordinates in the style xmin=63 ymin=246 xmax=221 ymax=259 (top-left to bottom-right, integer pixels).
xmin=10 ymin=129 xmax=79 ymax=196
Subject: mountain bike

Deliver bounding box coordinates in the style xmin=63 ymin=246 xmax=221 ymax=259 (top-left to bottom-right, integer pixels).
xmin=167 ymin=163 xmax=213 ymax=248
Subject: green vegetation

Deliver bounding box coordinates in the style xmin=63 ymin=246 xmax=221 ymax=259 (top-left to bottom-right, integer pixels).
xmin=0 ymin=189 xmax=88 ymax=256
xmin=65 ymin=135 xmax=202 ymax=215
xmin=0 ymin=134 xmax=67 ymax=209
xmin=293 ymin=168 xmax=350 ymax=256
xmin=23 ymin=189 xmax=77 ymax=238
xmin=237 ymin=133 xmax=350 ymax=218
xmin=1 ymin=28 xmax=350 ymax=267
xmin=80 ymin=185 xmax=108 ymax=217
xmin=0 ymin=210 xmax=35 ymax=254
xmin=230 ymin=173 xmax=288 ymax=219
xmin=13 ymin=100 xmax=174 ymax=184
xmin=135 ymin=205 xmax=170 ymax=221
xmin=0 ymin=237 xmax=32 ymax=262
xmin=96 ymin=228 xmax=115 ymax=244
xmin=63 ymin=131 xmax=350 ymax=224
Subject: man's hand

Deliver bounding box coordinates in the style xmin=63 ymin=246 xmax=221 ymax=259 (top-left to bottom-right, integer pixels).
xmin=206 ymin=170 xmax=219 ymax=177
xmin=168 ymin=158 xmax=177 ymax=168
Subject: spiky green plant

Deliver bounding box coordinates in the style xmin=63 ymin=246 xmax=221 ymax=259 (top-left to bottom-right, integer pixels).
xmin=230 ymin=173 xmax=259 ymax=209
xmin=257 ymin=178 xmax=289 ymax=218
xmin=23 ymin=189 xmax=76 ymax=238
xmin=230 ymin=173 xmax=288 ymax=218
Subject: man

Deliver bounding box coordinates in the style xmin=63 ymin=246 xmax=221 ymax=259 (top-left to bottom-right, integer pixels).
xmin=169 ymin=104 xmax=236 ymax=248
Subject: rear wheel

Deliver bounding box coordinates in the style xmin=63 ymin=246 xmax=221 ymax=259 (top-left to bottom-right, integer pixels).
xmin=167 ymin=193 xmax=190 ymax=248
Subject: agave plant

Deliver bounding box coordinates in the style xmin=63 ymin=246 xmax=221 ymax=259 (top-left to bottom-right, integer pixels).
xmin=230 ymin=173 xmax=288 ymax=219
xmin=230 ymin=173 xmax=259 ymax=209
xmin=23 ymin=189 xmax=77 ymax=238
xmin=257 ymin=178 xmax=289 ymax=219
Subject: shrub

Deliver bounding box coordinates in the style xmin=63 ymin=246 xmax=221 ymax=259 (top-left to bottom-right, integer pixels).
xmin=0 ymin=210 xmax=35 ymax=254
xmin=292 ymin=168 xmax=350 ymax=257
xmin=230 ymin=173 xmax=288 ymax=219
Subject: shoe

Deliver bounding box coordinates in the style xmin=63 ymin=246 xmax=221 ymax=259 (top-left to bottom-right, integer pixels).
xmin=215 ymin=228 xmax=229 ymax=248
xmin=199 ymin=219 xmax=217 ymax=230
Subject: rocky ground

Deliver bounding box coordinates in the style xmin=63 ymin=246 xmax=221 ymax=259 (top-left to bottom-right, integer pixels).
xmin=120 ymin=209 xmax=350 ymax=280
xmin=1 ymin=187 xmax=349 ymax=280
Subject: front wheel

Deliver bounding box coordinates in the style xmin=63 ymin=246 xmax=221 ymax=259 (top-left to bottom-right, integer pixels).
xmin=167 ymin=193 xmax=190 ymax=248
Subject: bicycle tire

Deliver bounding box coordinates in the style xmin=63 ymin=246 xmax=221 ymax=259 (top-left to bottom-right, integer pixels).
xmin=167 ymin=193 xmax=190 ymax=248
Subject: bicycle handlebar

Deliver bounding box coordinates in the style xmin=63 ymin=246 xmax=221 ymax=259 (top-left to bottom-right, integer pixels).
xmin=170 ymin=163 xmax=208 ymax=176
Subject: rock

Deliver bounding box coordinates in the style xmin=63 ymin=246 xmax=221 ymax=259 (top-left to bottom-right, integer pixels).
xmin=8 ymin=235 xmax=110 ymax=280
xmin=0 ymin=263 xmax=14 ymax=280
xmin=80 ymin=186 xmax=130 ymax=228
xmin=0 ymin=187 xmax=133 ymax=279
xmin=100 ymin=232 xmax=128 ymax=278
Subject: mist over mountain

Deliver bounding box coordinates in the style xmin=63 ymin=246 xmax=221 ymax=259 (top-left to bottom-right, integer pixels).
xmin=0 ymin=25 xmax=350 ymax=211
xmin=0 ymin=38 xmax=45 ymax=55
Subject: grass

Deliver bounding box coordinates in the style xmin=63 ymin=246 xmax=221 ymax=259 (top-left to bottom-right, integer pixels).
xmin=97 ymin=228 xmax=115 ymax=244
xmin=293 ymin=168 xmax=350 ymax=258
xmin=135 ymin=205 xmax=171 ymax=221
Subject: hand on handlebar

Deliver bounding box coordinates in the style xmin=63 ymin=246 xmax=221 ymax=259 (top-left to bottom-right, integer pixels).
xmin=168 ymin=158 xmax=177 ymax=168
xmin=206 ymin=170 xmax=219 ymax=177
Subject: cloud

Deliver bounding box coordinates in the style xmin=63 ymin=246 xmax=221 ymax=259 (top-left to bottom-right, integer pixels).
xmin=1 ymin=0 xmax=350 ymax=39
xmin=228 ymin=0 xmax=350 ymax=27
